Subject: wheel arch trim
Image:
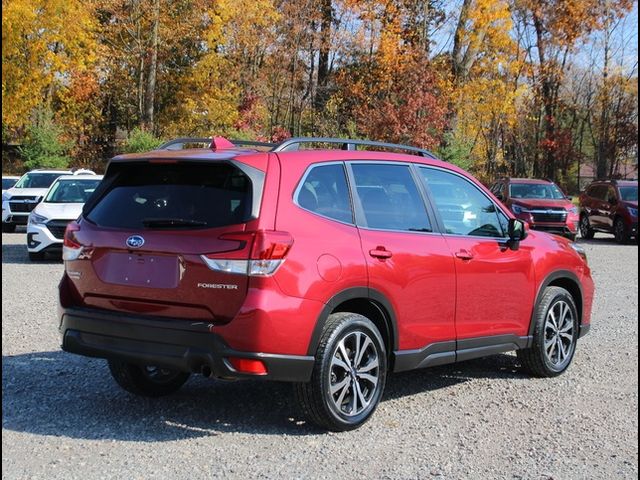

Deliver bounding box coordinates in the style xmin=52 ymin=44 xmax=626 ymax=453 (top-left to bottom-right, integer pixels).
xmin=306 ymin=287 xmax=398 ymax=356
xmin=529 ymin=270 xmax=584 ymax=339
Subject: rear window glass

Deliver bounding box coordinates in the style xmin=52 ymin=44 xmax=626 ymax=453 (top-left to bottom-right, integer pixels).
xmin=86 ymin=163 xmax=252 ymax=229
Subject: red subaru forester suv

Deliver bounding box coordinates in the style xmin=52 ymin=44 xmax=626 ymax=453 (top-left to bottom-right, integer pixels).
xmin=490 ymin=178 xmax=579 ymax=241
xmin=58 ymin=137 xmax=594 ymax=431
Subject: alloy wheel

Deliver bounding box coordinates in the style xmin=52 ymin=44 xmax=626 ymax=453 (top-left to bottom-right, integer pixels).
xmin=543 ymin=300 xmax=575 ymax=369
xmin=329 ymin=331 xmax=380 ymax=417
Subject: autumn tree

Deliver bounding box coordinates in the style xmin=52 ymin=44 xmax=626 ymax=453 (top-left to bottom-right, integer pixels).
xmin=513 ymin=0 xmax=633 ymax=180
xmin=2 ymin=0 xmax=99 ymax=139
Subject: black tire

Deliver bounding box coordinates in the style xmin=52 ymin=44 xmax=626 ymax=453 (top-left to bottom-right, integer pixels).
xmin=614 ymin=217 xmax=630 ymax=244
xmin=579 ymin=215 xmax=594 ymax=240
xmin=2 ymin=222 xmax=16 ymax=233
xmin=108 ymin=360 xmax=190 ymax=397
xmin=517 ymin=286 xmax=579 ymax=377
xmin=294 ymin=312 xmax=387 ymax=431
xmin=28 ymin=251 xmax=46 ymax=261
xmin=566 ymin=233 xmax=577 ymax=242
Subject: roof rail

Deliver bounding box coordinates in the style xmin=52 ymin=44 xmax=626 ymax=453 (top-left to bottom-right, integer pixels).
xmin=157 ymin=137 xmax=276 ymax=151
xmin=271 ymin=137 xmax=438 ymax=159
xmin=157 ymin=135 xmax=439 ymax=159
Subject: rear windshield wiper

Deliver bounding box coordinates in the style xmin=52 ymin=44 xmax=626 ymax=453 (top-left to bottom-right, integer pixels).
xmin=142 ymin=218 xmax=208 ymax=228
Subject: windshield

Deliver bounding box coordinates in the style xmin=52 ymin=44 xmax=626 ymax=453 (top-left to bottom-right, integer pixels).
xmin=45 ymin=178 xmax=102 ymax=203
xmin=2 ymin=178 xmax=18 ymax=190
xmin=510 ymin=183 xmax=565 ymax=199
xmin=14 ymin=172 xmax=65 ymax=189
xmin=619 ymin=186 xmax=638 ymax=202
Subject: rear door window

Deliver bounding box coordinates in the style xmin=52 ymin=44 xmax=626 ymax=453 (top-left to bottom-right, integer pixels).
xmin=86 ymin=163 xmax=253 ymax=229
xmin=351 ymin=164 xmax=432 ymax=232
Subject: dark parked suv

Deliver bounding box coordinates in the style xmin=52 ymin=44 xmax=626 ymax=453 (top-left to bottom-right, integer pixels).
xmin=58 ymin=137 xmax=594 ymax=431
xmin=490 ymin=178 xmax=579 ymax=240
xmin=579 ymin=179 xmax=638 ymax=243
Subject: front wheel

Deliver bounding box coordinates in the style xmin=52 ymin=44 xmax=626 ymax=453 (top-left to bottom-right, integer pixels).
xmin=614 ymin=218 xmax=630 ymax=244
xmin=517 ymin=286 xmax=579 ymax=377
xmin=579 ymin=215 xmax=594 ymax=239
xmin=108 ymin=360 xmax=190 ymax=397
xmin=294 ymin=312 xmax=387 ymax=431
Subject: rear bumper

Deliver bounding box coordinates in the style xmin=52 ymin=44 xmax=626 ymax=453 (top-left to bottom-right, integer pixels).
xmin=59 ymin=306 xmax=315 ymax=382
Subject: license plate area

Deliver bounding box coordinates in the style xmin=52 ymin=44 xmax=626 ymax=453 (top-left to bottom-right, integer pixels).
xmin=98 ymin=252 xmax=179 ymax=288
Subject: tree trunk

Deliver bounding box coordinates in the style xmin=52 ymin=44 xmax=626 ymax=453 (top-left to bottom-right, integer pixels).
xmin=533 ymin=11 xmax=557 ymax=181
xmin=143 ymin=0 xmax=160 ymax=131
xmin=597 ymin=11 xmax=611 ymax=180
xmin=314 ymin=0 xmax=332 ymax=110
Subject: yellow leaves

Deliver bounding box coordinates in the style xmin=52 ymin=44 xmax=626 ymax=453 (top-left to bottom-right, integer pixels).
xmin=2 ymin=0 xmax=98 ymax=135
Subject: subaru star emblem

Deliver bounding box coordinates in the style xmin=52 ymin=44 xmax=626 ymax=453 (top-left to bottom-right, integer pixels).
xmin=126 ymin=235 xmax=145 ymax=248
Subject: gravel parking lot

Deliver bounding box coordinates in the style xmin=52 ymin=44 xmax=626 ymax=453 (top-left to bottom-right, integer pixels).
xmin=2 ymin=230 xmax=638 ymax=479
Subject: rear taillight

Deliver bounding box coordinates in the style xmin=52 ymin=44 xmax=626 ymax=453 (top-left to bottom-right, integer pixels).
xmin=201 ymin=230 xmax=293 ymax=276
xmin=62 ymin=221 xmax=84 ymax=261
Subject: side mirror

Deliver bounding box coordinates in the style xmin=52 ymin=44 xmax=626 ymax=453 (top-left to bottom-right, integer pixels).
xmin=566 ymin=196 xmax=573 ymax=202
xmin=507 ymin=218 xmax=527 ymax=250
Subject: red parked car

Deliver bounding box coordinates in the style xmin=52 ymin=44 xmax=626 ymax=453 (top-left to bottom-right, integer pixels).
xmin=579 ymin=179 xmax=638 ymax=243
xmin=58 ymin=137 xmax=594 ymax=431
xmin=490 ymin=178 xmax=579 ymax=241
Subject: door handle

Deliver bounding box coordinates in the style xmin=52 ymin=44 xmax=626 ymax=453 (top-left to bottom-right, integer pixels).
xmin=455 ymin=249 xmax=474 ymax=260
xmin=369 ymin=247 xmax=393 ymax=259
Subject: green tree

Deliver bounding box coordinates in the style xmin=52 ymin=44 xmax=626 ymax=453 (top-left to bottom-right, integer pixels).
xmin=19 ymin=109 xmax=72 ymax=170
xmin=121 ymin=128 xmax=163 ymax=153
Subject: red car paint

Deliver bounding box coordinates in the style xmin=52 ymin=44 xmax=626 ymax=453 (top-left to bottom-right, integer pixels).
xmin=59 ymin=145 xmax=594 ymax=373
xmin=490 ymin=178 xmax=579 ymax=240
xmin=579 ymin=179 xmax=638 ymax=243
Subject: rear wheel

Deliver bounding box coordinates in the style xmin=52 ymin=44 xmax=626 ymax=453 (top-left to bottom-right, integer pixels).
xmin=294 ymin=312 xmax=387 ymax=431
xmin=2 ymin=222 xmax=16 ymax=233
xmin=108 ymin=360 xmax=190 ymax=397
xmin=614 ymin=218 xmax=630 ymax=244
xmin=579 ymin=215 xmax=594 ymax=240
xmin=517 ymin=286 xmax=579 ymax=377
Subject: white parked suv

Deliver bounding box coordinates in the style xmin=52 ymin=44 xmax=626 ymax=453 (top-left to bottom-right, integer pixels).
xmin=2 ymin=169 xmax=95 ymax=232
xmin=2 ymin=176 xmax=20 ymax=194
xmin=27 ymin=175 xmax=103 ymax=260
